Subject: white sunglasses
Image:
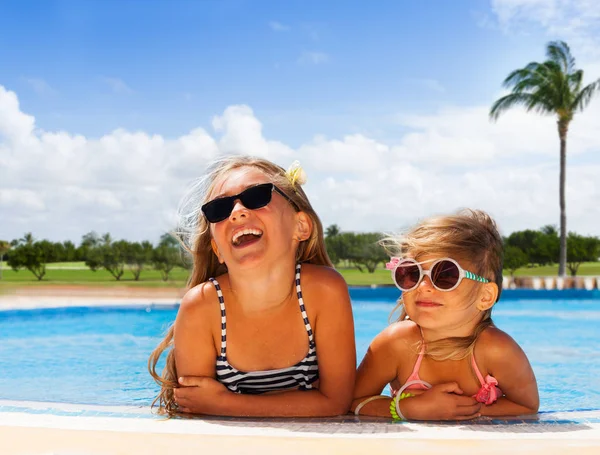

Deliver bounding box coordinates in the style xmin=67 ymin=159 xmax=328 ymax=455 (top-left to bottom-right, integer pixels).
xmin=386 ymin=257 xmax=489 ymax=292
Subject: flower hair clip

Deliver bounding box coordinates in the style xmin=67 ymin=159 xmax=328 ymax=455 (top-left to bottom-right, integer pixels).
xmin=385 ymin=257 xmax=401 ymax=270
xmin=286 ymin=160 xmax=307 ymax=189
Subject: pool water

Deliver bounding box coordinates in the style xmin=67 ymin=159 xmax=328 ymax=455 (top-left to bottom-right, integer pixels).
xmin=1 ymin=295 xmax=599 ymax=411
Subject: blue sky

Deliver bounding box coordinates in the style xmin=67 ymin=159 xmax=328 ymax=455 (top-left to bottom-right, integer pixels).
xmin=1 ymin=0 xmax=550 ymax=144
xmin=1 ymin=0 xmax=599 ymax=242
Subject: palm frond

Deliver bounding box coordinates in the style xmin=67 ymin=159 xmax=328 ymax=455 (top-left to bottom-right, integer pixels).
xmin=490 ymin=93 xmax=533 ymax=120
xmin=525 ymin=91 xmax=556 ymax=115
xmin=503 ymin=65 xmax=539 ymax=87
xmin=568 ymin=69 xmax=584 ymax=95
xmin=546 ymin=41 xmax=575 ymax=73
xmin=571 ymin=78 xmax=600 ymax=112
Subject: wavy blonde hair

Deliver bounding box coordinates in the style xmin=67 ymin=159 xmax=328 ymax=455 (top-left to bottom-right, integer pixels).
xmin=148 ymin=155 xmax=333 ymax=415
xmin=380 ymin=209 xmax=504 ymax=361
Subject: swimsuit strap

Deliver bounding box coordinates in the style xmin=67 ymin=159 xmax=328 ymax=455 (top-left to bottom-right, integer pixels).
xmin=209 ymin=277 xmax=227 ymax=357
xmin=295 ymin=263 xmax=316 ymax=348
xmin=471 ymin=354 xmax=486 ymax=386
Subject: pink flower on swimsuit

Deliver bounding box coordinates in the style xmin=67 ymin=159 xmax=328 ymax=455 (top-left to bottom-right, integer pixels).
xmin=474 ymin=374 xmax=502 ymax=405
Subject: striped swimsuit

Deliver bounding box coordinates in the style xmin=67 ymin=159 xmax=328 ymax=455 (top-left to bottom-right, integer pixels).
xmin=211 ymin=264 xmax=319 ymax=394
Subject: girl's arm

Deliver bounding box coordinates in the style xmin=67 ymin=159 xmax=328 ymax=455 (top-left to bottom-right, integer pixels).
xmin=173 ymin=283 xmax=221 ymax=380
xmin=351 ymin=324 xmax=482 ymax=421
xmin=478 ymin=329 xmax=539 ymax=417
xmin=175 ymin=268 xmax=357 ymax=417
xmin=351 ymin=324 xmax=402 ymax=417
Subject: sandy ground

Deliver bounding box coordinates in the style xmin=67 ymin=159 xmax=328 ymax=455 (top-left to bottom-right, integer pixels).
xmin=0 ymin=285 xmax=185 ymax=299
xmin=2 ymin=426 xmax=600 ymax=455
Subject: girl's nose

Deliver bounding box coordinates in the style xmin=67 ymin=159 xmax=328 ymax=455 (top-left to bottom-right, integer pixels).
xmin=229 ymin=199 xmax=248 ymax=220
xmin=419 ymin=274 xmax=435 ymax=290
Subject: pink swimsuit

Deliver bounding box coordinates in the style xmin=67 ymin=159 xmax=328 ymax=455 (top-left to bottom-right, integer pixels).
xmin=399 ymin=348 xmax=502 ymax=405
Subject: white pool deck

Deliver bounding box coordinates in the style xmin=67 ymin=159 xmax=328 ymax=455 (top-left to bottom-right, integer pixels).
xmin=2 ymin=293 xmax=600 ymax=454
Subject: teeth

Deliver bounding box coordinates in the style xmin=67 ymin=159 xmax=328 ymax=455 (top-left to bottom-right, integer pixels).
xmin=232 ymin=228 xmax=263 ymax=244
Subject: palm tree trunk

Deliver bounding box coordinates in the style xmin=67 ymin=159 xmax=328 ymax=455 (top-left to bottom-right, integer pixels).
xmin=558 ymin=121 xmax=568 ymax=277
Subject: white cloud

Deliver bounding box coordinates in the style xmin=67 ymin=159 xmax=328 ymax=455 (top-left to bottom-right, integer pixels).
xmin=0 ymin=86 xmax=36 ymax=143
xmin=490 ymin=0 xmax=600 ymax=58
xmin=269 ymin=21 xmax=290 ymax=32
xmin=1 ymin=83 xmax=600 ymax=244
xmin=24 ymin=78 xmax=57 ymax=96
xmin=406 ymin=78 xmax=445 ymax=93
xmin=211 ymin=105 xmax=294 ymax=160
xmin=297 ymin=51 xmax=329 ymax=65
xmin=101 ymin=77 xmax=134 ymax=95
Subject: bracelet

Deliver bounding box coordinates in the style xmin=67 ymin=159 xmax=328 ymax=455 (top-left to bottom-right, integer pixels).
xmin=393 ymin=379 xmax=432 ymax=421
xmin=354 ymin=395 xmax=389 ymax=416
xmin=389 ymin=392 xmax=413 ymax=421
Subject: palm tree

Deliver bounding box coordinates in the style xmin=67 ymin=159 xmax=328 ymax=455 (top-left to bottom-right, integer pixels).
xmin=325 ymin=224 xmax=341 ymax=237
xmin=490 ymin=41 xmax=600 ymax=276
xmin=19 ymin=232 xmax=35 ymax=246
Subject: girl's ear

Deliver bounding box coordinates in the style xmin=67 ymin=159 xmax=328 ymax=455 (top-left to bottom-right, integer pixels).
xmin=477 ymin=282 xmax=498 ymax=311
xmin=210 ymin=239 xmax=225 ymax=264
xmin=294 ymin=212 xmax=313 ymax=242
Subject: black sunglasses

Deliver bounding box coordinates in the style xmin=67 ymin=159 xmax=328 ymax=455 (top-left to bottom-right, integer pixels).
xmin=201 ymin=183 xmax=298 ymax=223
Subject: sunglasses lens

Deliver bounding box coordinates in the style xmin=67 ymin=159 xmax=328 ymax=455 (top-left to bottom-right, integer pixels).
xmin=431 ymin=260 xmax=460 ymax=290
xmin=394 ymin=262 xmax=421 ymax=290
xmin=240 ymin=184 xmax=273 ymax=210
xmin=201 ymin=198 xmax=233 ymax=223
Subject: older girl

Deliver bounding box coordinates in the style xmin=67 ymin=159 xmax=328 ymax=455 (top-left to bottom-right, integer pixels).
xmin=149 ymin=156 xmax=355 ymax=417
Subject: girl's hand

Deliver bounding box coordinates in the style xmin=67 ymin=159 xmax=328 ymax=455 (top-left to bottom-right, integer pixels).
xmin=400 ymin=382 xmax=482 ymax=421
xmin=173 ymin=376 xmax=229 ymax=414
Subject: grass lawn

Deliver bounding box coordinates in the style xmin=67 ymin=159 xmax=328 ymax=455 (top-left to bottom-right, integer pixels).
xmin=1 ymin=261 xmax=599 ymax=288
xmin=509 ymin=262 xmax=600 ymax=276
xmin=0 ymin=266 xmax=190 ymax=287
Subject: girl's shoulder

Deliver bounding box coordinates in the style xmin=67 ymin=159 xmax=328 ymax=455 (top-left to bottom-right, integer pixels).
xmin=299 ymin=263 xmax=348 ymax=294
xmin=178 ymin=279 xmax=223 ymax=321
xmin=370 ymin=320 xmax=421 ymax=357
xmin=297 ymin=264 xmax=351 ymax=316
xmin=474 ymin=326 xmax=525 ymax=365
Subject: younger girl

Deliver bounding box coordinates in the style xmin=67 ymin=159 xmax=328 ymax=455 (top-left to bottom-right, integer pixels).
xmin=352 ymin=210 xmax=539 ymax=421
xmin=149 ymin=156 xmax=356 ymax=417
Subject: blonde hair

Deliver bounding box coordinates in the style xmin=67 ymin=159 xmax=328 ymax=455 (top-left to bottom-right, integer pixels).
xmin=381 ymin=209 xmax=504 ymax=361
xmin=148 ymin=155 xmax=332 ymax=415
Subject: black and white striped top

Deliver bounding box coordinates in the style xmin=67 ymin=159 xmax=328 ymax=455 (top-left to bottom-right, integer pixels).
xmin=210 ymin=264 xmax=319 ymax=394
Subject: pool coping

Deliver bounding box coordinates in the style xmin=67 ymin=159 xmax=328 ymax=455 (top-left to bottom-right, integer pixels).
xmin=2 ymin=400 xmax=600 ymax=440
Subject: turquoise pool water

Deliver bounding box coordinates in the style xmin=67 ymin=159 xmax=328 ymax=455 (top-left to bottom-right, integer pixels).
xmin=1 ymin=290 xmax=599 ymax=411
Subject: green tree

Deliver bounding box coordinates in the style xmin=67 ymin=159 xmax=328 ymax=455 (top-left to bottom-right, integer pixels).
xmin=78 ymin=231 xmax=102 ymax=264
xmin=17 ymin=232 xmax=34 ymax=246
xmin=503 ymin=245 xmax=528 ymax=277
xmin=325 ymin=224 xmax=341 ymax=237
xmin=85 ymin=236 xmax=127 ymax=280
xmin=532 ymin=227 xmax=559 ymax=265
xmin=0 ymin=240 xmax=10 ymax=280
xmin=490 ymin=41 xmax=600 ymax=277
xmin=125 ymin=241 xmax=154 ymax=280
xmin=325 ymin=232 xmax=358 ymax=268
xmin=349 ymin=233 xmax=387 ymax=273
xmin=153 ymin=243 xmax=181 ymax=281
xmin=566 ymin=233 xmax=600 ymax=276
xmin=504 ymin=229 xmax=539 ymax=266
xmin=61 ymin=240 xmax=77 ymax=262
xmin=7 ymin=242 xmax=50 ymax=280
